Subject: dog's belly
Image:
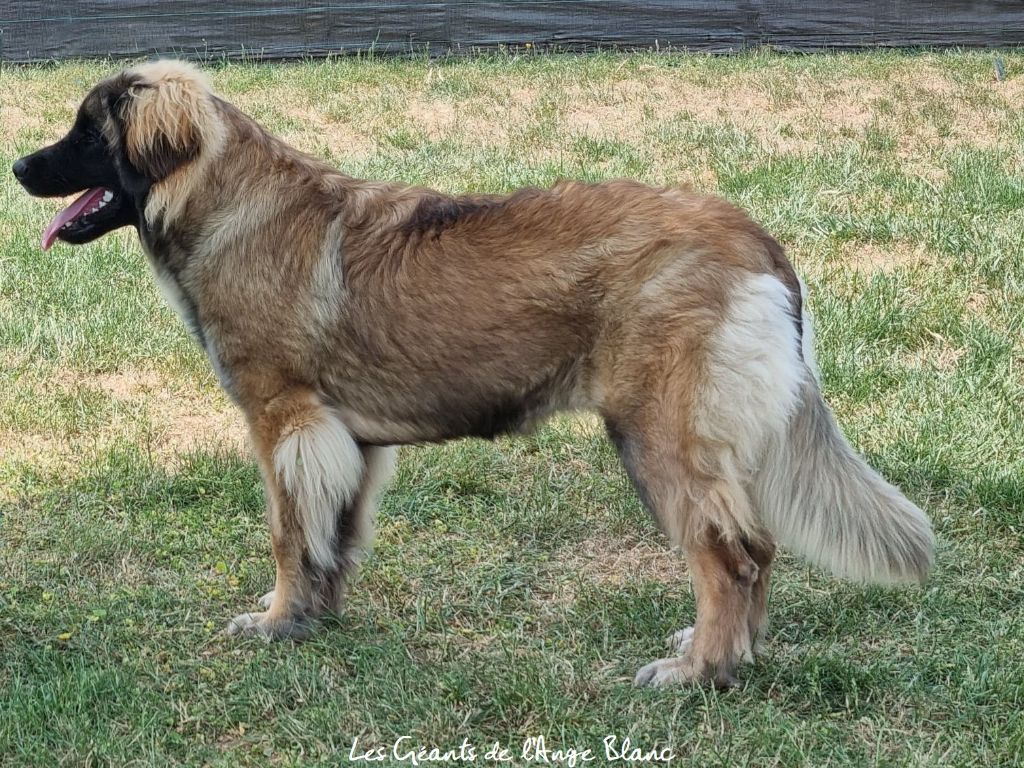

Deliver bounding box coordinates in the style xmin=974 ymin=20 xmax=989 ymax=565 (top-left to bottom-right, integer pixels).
xmin=332 ymin=366 xmax=584 ymax=446
xmin=337 ymin=408 xmax=439 ymax=445
xmin=336 ymin=396 xmax=558 ymax=445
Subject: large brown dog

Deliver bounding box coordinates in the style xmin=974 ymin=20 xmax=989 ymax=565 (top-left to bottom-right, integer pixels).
xmin=13 ymin=61 xmax=934 ymax=687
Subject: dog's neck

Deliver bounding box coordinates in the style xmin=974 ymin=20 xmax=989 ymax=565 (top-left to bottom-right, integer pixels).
xmin=136 ymin=102 xmax=390 ymax=284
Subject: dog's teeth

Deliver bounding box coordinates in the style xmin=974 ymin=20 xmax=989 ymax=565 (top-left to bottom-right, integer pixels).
xmin=102 ymin=191 xmax=113 ymax=202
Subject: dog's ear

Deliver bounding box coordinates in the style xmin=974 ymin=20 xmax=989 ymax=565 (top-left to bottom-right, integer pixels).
xmin=112 ymin=61 xmax=215 ymax=182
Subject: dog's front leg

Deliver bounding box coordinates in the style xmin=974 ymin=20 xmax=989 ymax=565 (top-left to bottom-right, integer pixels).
xmin=227 ymin=388 xmax=366 ymax=640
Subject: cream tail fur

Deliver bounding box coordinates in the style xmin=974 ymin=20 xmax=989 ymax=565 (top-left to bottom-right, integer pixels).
xmin=752 ymin=287 xmax=935 ymax=584
xmin=273 ymin=408 xmax=364 ymax=570
xmin=697 ymin=273 xmax=807 ymax=541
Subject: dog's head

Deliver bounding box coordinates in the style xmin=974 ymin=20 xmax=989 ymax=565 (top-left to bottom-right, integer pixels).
xmin=12 ymin=60 xmax=219 ymax=250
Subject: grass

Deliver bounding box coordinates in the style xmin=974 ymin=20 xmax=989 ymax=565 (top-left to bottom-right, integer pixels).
xmin=1 ymin=49 xmax=1023 ymax=766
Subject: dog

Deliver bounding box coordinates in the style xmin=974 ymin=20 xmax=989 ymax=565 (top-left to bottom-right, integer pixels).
xmin=12 ymin=60 xmax=934 ymax=687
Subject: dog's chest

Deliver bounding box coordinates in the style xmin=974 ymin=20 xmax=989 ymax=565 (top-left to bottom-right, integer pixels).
xmin=152 ymin=265 xmax=236 ymax=400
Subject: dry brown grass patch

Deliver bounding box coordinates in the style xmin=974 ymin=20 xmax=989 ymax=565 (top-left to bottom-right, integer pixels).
xmin=0 ymin=104 xmax=44 ymax=144
xmin=563 ymin=534 xmax=687 ymax=588
xmin=833 ymin=241 xmax=932 ymax=276
xmin=965 ymin=291 xmax=992 ymax=316
xmin=229 ymin=86 xmax=375 ymax=156
xmin=90 ymin=368 xmax=247 ymax=457
xmin=405 ymin=85 xmax=536 ymax=145
xmin=407 ymin=98 xmax=457 ymax=137
xmin=901 ymin=333 xmax=966 ymax=373
xmin=1 ymin=367 xmax=247 ymax=472
xmin=0 ymin=429 xmax=67 ymax=476
xmin=557 ymin=67 xmax=1013 ymax=167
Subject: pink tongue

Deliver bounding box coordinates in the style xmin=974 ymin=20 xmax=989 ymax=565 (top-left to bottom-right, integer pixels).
xmin=41 ymin=187 xmax=107 ymax=251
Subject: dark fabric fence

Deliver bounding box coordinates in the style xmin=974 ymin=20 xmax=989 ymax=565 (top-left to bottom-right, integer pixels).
xmin=2 ymin=1 xmax=1022 ymax=63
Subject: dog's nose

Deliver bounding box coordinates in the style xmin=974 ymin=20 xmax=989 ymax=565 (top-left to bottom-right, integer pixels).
xmin=12 ymin=158 xmax=28 ymax=181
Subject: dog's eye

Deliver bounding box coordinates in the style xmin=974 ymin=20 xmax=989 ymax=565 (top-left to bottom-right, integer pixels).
xmin=72 ymin=125 xmax=103 ymax=146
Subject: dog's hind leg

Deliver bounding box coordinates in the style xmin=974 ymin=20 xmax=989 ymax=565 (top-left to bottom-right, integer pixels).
xmin=604 ymin=273 xmax=803 ymax=686
xmin=228 ymin=389 xmax=365 ymax=640
xmin=667 ymin=535 xmax=777 ymax=661
xmin=607 ymin=414 xmax=765 ymax=688
xmin=743 ymin=536 xmax=776 ymax=657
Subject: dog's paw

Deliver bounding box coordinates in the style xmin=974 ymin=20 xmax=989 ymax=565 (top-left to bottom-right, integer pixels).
xmin=225 ymin=611 xmax=308 ymax=641
xmin=257 ymin=590 xmax=275 ymax=610
xmin=666 ymin=626 xmax=694 ymax=655
xmin=634 ymin=655 xmax=699 ymax=687
xmin=634 ymin=653 xmax=737 ymax=689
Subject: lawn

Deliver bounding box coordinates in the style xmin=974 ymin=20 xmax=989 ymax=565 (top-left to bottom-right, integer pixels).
xmin=1 ymin=49 xmax=1023 ymax=766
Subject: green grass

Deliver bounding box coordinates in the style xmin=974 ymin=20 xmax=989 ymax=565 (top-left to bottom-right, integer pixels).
xmin=2 ymin=49 xmax=1023 ymax=766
